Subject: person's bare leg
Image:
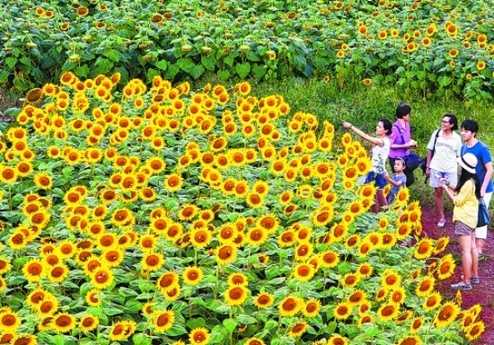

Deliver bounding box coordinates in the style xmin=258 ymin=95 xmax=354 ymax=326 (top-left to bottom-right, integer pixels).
xmin=376 ymin=189 xmax=386 ymax=212
xmin=471 ymin=233 xmax=479 ymax=279
xmin=434 ymin=187 xmax=445 ymax=223
xmin=459 ymin=235 xmax=473 ymax=283
xmin=476 ymin=238 xmax=485 ymax=255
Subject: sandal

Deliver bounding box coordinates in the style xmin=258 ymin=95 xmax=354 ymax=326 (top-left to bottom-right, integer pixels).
xmin=450 ymin=281 xmax=472 ymax=291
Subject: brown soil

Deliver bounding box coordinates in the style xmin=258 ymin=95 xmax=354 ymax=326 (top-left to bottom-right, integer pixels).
xmin=422 ymin=208 xmax=494 ymax=345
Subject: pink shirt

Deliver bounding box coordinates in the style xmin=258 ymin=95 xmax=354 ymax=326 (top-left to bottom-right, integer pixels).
xmin=389 ymin=120 xmax=411 ymax=158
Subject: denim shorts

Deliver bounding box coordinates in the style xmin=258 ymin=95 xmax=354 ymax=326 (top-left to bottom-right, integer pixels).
xmin=364 ymin=171 xmax=387 ymax=189
xmin=430 ymin=169 xmax=458 ymax=188
xmin=454 ymin=221 xmax=474 ymax=236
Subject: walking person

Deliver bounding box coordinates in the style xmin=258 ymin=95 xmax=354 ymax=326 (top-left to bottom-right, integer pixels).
xmin=425 ymin=113 xmax=462 ymax=228
xmin=389 ymin=102 xmax=418 ymax=186
xmin=343 ymin=119 xmax=392 ymax=212
xmin=442 ymin=153 xmax=481 ymax=290
xmin=460 ymin=120 xmax=493 ymax=255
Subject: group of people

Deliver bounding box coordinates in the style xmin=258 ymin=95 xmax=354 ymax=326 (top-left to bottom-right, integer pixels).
xmin=343 ymin=102 xmax=492 ymax=291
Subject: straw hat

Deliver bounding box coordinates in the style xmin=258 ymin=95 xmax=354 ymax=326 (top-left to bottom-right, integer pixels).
xmin=457 ymin=153 xmax=478 ymax=174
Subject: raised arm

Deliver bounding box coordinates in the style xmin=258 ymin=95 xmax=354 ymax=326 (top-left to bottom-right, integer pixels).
xmin=342 ymin=121 xmax=384 ymax=146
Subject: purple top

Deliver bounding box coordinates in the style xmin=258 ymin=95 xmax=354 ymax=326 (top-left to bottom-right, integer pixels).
xmin=389 ymin=120 xmax=411 ymax=158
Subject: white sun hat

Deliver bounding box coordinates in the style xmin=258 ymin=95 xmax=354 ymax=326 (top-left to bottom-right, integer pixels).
xmin=457 ymin=152 xmax=478 ymax=174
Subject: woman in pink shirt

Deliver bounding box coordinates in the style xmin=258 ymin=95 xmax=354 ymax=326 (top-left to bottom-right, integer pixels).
xmin=388 ymin=102 xmax=417 ymax=186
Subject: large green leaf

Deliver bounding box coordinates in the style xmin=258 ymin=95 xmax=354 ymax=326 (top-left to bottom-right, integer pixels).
xmin=235 ymin=62 xmax=251 ymax=79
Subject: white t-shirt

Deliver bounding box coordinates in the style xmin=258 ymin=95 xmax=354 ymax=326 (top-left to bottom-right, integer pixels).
xmin=427 ymin=130 xmax=462 ymax=172
xmin=372 ymin=137 xmax=391 ymax=174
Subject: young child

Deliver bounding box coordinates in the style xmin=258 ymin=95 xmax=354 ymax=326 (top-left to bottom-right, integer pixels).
xmin=385 ymin=158 xmax=407 ymax=204
xmin=442 ymin=152 xmax=480 ymax=291
xmin=343 ymin=119 xmax=392 ymax=211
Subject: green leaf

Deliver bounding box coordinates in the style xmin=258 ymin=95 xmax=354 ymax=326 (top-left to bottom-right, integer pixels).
xmin=177 ymin=58 xmax=195 ymax=73
xmin=253 ymin=64 xmax=267 ymax=79
xmin=235 ymin=63 xmax=251 ymax=79
xmin=132 ymin=333 xmax=152 ymax=345
xmin=218 ymin=69 xmax=230 ymax=81
xmin=166 ymin=323 xmax=188 ymax=336
xmin=186 ymin=318 xmax=207 ymax=329
xmin=75 ymin=65 xmax=90 ymax=78
xmin=155 ymin=60 xmax=168 ymax=71
xmin=103 ymin=49 xmax=121 ymax=62
xmin=209 ymin=325 xmax=227 ymax=344
xmin=103 ymin=305 xmax=123 ymax=316
xmin=190 ymin=64 xmax=205 ymax=79
xmin=165 ymin=63 xmax=180 ymax=79
xmin=246 ymin=52 xmax=261 ymax=62
xmin=93 ymin=58 xmax=114 ymax=75
xmin=223 ymin=318 xmax=237 ymax=333
xmin=201 ymin=55 xmax=216 ymax=71
xmin=237 ymin=314 xmax=257 ymax=324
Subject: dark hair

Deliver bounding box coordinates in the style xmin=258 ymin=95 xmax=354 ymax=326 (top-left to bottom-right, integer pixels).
xmin=394 ymin=157 xmax=406 ymax=167
xmin=395 ymin=102 xmax=411 ymax=119
xmin=461 ymin=119 xmax=479 ymax=134
xmin=379 ymin=118 xmax=393 ymax=135
xmin=456 ymin=169 xmax=481 ymax=199
xmin=443 ymin=112 xmax=458 ymax=130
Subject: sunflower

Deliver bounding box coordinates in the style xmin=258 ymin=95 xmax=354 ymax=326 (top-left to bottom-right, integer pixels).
xmin=52 ymin=313 xmax=75 ymax=333
xmin=164 ymin=173 xmax=183 ymax=192
xmin=47 ymin=265 xmax=68 ymax=283
xmin=415 ymin=275 xmax=435 ymax=297
xmin=190 ymin=229 xmax=212 ymax=249
xmin=341 ymin=273 xmax=360 ymax=288
xmin=293 ymin=263 xmax=315 ymax=282
xmin=377 ymin=303 xmax=398 ymax=321
xmin=328 ymin=334 xmax=349 ymax=345
xmin=109 ymin=320 xmax=136 ymax=341
xmin=189 ymin=327 xmax=210 ymax=345
xmin=79 ymin=314 xmax=99 ymax=332
xmin=279 ymin=295 xmax=302 ymax=317
xmin=319 ymin=250 xmax=340 ymax=268
xmin=227 ymin=272 xmax=248 ymax=287
xmin=245 ymin=338 xmax=266 ymax=345
xmin=254 ymin=292 xmax=274 ymax=309
xmin=397 ymin=335 xmax=422 ymax=345
xmin=246 ymin=227 xmax=268 ymax=246
xmin=91 ymin=267 xmax=113 ymax=289
xmin=333 ymin=302 xmax=352 ymax=320
xmin=434 ymin=302 xmax=460 ymax=328
xmin=152 ymin=310 xmax=175 ymax=333
xmin=141 ymin=253 xmax=165 ymax=272
xmin=288 ymin=321 xmax=307 ymax=338
xmin=476 ymin=60 xmax=486 ymax=71
xmin=215 ymin=244 xmax=237 ymax=265
xmin=381 ymin=269 xmax=401 ymax=289
xmin=410 ymin=317 xmax=423 ymax=333
xmin=156 ymin=271 xmax=179 ymax=293
xmin=389 ymin=287 xmax=406 ymax=305
xmin=433 ymin=236 xmax=449 ymax=254
xmin=0 ymin=311 xmax=20 ymax=332
xmin=303 ymin=299 xmax=321 ymax=317
xmin=422 ymin=292 xmax=442 ymax=311
xmin=347 ymin=290 xmax=366 ymax=305
xmin=224 ymin=285 xmax=248 ymax=306
xmin=22 ymin=259 xmax=44 ymax=282
xmin=414 ymin=238 xmax=433 ymax=260
xmin=436 ymin=254 xmax=455 ymax=280
xmin=465 ymin=321 xmax=485 ymax=341
xmin=82 ymin=289 xmax=99 ymax=307
xmin=183 ymin=266 xmax=203 ymax=285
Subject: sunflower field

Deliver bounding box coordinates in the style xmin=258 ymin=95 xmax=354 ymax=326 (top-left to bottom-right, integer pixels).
xmin=0 ymin=0 xmax=493 ymax=100
xmin=0 ymin=74 xmax=485 ymax=345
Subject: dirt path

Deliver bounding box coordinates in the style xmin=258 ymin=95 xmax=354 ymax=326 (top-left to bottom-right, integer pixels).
xmin=421 ymin=208 xmax=494 ymax=345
